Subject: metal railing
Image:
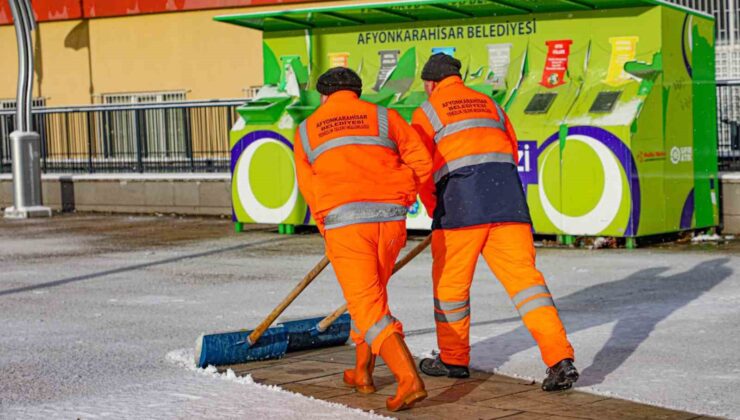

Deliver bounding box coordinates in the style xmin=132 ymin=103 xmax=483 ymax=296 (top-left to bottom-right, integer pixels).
xmin=1 ymin=86 xmax=739 ymax=174
xmin=717 ymin=79 xmax=740 ymax=170
xmin=665 ymin=1 xmax=739 ymax=80
xmin=0 ymin=99 xmax=242 ymax=174
xmin=667 ymin=0 xmax=738 ymax=45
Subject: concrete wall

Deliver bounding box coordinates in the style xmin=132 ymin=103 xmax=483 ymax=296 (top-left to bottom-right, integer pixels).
xmin=4 ymin=171 xmax=739 ymax=233
xmin=0 ymin=7 xmax=264 ymax=105
xmin=721 ymin=173 xmax=740 ymax=234
xmin=0 ymin=176 xmax=66 ymax=210
xmin=0 ymin=174 xmax=231 ymax=216
xmin=36 ymin=20 xmax=95 ymax=106
xmin=86 ymin=8 xmax=264 ymax=102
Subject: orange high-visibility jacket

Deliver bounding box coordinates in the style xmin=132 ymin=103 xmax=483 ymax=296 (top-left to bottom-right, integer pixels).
xmin=412 ymin=76 xmax=531 ymax=229
xmin=295 ymin=91 xmax=433 ymax=231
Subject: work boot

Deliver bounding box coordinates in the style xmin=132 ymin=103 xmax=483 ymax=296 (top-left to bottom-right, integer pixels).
xmin=343 ymin=342 xmax=376 ymax=393
xmin=542 ymin=358 xmax=579 ymax=391
xmin=379 ymin=333 xmax=428 ymax=412
xmin=419 ymin=355 xmax=470 ymax=378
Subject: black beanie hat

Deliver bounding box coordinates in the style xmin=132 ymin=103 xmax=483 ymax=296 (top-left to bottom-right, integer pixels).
xmin=421 ymin=53 xmax=462 ymax=82
xmin=316 ymin=67 xmax=363 ymax=96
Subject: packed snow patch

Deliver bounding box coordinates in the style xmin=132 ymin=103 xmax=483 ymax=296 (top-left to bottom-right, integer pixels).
xmin=166 ymin=348 xmax=389 ymax=419
xmin=691 ymin=234 xmax=723 ymax=242
xmin=167 ymin=348 xmax=257 ymax=385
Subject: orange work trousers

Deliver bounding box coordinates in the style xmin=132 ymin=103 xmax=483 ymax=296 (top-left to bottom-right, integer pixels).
xmin=432 ymin=222 xmax=574 ymax=367
xmin=324 ymin=220 xmax=406 ymax=355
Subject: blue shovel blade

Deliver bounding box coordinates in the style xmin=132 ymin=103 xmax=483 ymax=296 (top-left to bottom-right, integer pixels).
xmin=195 ymin=325 xmax=288 ymax=368
xmin=280 ymin=313 xmax=351 ymax=353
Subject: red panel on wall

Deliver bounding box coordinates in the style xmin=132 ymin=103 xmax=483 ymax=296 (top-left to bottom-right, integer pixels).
xmin=84 ymin=0 xmax=324 ymax=18
xmin=0 ymin=1 xmax=9 ymax=24
xmin=1 ymin=0 xmax=325 ymax=25
xmin=0 ymin=0 xmax=83 ymax=25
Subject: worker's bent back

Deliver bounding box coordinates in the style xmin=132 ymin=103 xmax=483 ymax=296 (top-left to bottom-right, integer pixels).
xmin=295 ymin=90 xmax=431 ymax=230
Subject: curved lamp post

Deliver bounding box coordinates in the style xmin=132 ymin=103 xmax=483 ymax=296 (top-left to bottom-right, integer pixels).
xmin=4 ymin=0 xmax=51 ymax=219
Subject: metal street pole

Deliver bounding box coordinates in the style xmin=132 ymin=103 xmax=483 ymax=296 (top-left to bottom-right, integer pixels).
xmin=4 ymin=0 xmax=51 ymax=219
xmin=728 ymin=0 xmax=737 ymax=47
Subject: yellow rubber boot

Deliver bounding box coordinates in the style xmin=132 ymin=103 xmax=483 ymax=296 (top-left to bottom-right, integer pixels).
xmin=343 ymin=342 xmax=376 ymax=393
xmin=379 ymin=333 xmax=427 ymax=411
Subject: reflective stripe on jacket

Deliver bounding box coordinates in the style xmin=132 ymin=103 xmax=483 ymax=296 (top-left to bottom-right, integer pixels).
xmin=411 ymin=76 xmax=531 ymax=229
xmin=294 ymin=91 xmax=433 ymax=231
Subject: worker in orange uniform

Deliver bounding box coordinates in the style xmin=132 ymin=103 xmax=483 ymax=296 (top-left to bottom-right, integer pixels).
xmin=294 ymin=67 xmax=432 ymax=411
xmin=411 ymin=53 xmax=579 ymax=391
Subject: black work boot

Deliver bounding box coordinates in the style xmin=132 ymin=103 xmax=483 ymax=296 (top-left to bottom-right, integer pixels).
xmin=419 ymin=355 xmax=470 ymax=378
xmin=542 ymin=358 xmax=579 ymax=391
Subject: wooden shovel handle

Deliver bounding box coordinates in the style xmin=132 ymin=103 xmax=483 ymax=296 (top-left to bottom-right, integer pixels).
xmin=315 ymin=234 xmax=432 ymax=333
xmin=391 ymin=234 xmax=432 ymax=276
xmin=247 ymin=255 xmax=330 ymax=346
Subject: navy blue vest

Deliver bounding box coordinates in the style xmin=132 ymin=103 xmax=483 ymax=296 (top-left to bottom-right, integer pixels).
xmin=432 ymin=161 xmax=532 ymax=230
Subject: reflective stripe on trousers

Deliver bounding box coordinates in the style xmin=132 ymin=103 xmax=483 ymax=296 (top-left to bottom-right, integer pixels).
xmin=430 ymin=224 xmax=574 ymax=367
xmin=364 ymin=314 xmax=396 ymax=347
xmin=324 ymin=202 xmax=408 ymax=230
xmin=434 ymin=298 xmax=470 ymax=323
xmin=299 ymin=106 xmax=396 ymax=165
xmin=511 ymin=284 xmax=556 ymax=317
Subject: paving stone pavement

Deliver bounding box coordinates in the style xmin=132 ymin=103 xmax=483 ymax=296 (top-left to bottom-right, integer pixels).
xmin=222 ymin=345 xmax=716 ymax=420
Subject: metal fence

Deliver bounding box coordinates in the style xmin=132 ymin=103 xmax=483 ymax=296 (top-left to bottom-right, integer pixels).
xmin=1 ymin=87 xmax=740 ymax=173
xmin=0 ymin=99 xmax=242 ymax=174
xmin=667 ymin=0 xmax=738 ymax=45
xmin=666 ymin=0 xmax=740 ymax=80
xmin=717 ymin=79 xmax=740 ymax=170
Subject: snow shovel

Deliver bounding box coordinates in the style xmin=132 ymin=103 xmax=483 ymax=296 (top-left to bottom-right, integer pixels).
xmin=195 ymin=235 xmax=431 ymax=368
xmin=195 ymin=256 xmax=330 ymax=368
xmin=279 ymin=235 xmax=431 ymax=354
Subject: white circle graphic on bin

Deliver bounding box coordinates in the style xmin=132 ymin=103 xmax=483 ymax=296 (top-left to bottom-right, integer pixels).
xmin=670 ymin=146 xmax=681 ymax=164
xmin=235 ymin=138 xmax=298 ymax=223
xmin=538 ymin=134 xmax=623 ymax=235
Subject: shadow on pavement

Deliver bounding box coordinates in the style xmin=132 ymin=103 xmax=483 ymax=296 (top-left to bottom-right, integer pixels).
xmin=0 ymin=237 xmax=289 ymax=297
xmin=465 ymin=258 xmax=732 ymax=386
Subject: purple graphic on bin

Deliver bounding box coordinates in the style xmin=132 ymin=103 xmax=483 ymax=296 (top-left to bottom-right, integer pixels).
xmin=517 ymin=126 xmax=641 ymax=236
xmin=680 ymin=189 xmax=695 ymax=230
xmin=681 ymin=14 xmax=693 ymax=78
xmin=231 ymin=130 xmax=310 ymax=224
xmin=517 ymin=140 xmax=540 ymax=194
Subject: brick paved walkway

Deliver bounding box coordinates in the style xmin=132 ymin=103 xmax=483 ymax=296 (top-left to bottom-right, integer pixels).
xmin=221 ymin=345 xmax=714 ymax=419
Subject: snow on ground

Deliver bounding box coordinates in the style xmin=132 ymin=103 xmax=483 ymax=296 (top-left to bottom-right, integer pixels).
xmin=691 ymin=233 xmax=725 ymax=242
xmin=2 ymin=349 xmax=385 ymax=420
xmin=1 ymin=348 xmax=384 ymax=420
xmin=403 ymin=250 xmax=740 ymax=419
xmin=1 ymin=215 xmax=739 ymax=419
xmin=0 ymin=217 xmax=385 ymax=420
